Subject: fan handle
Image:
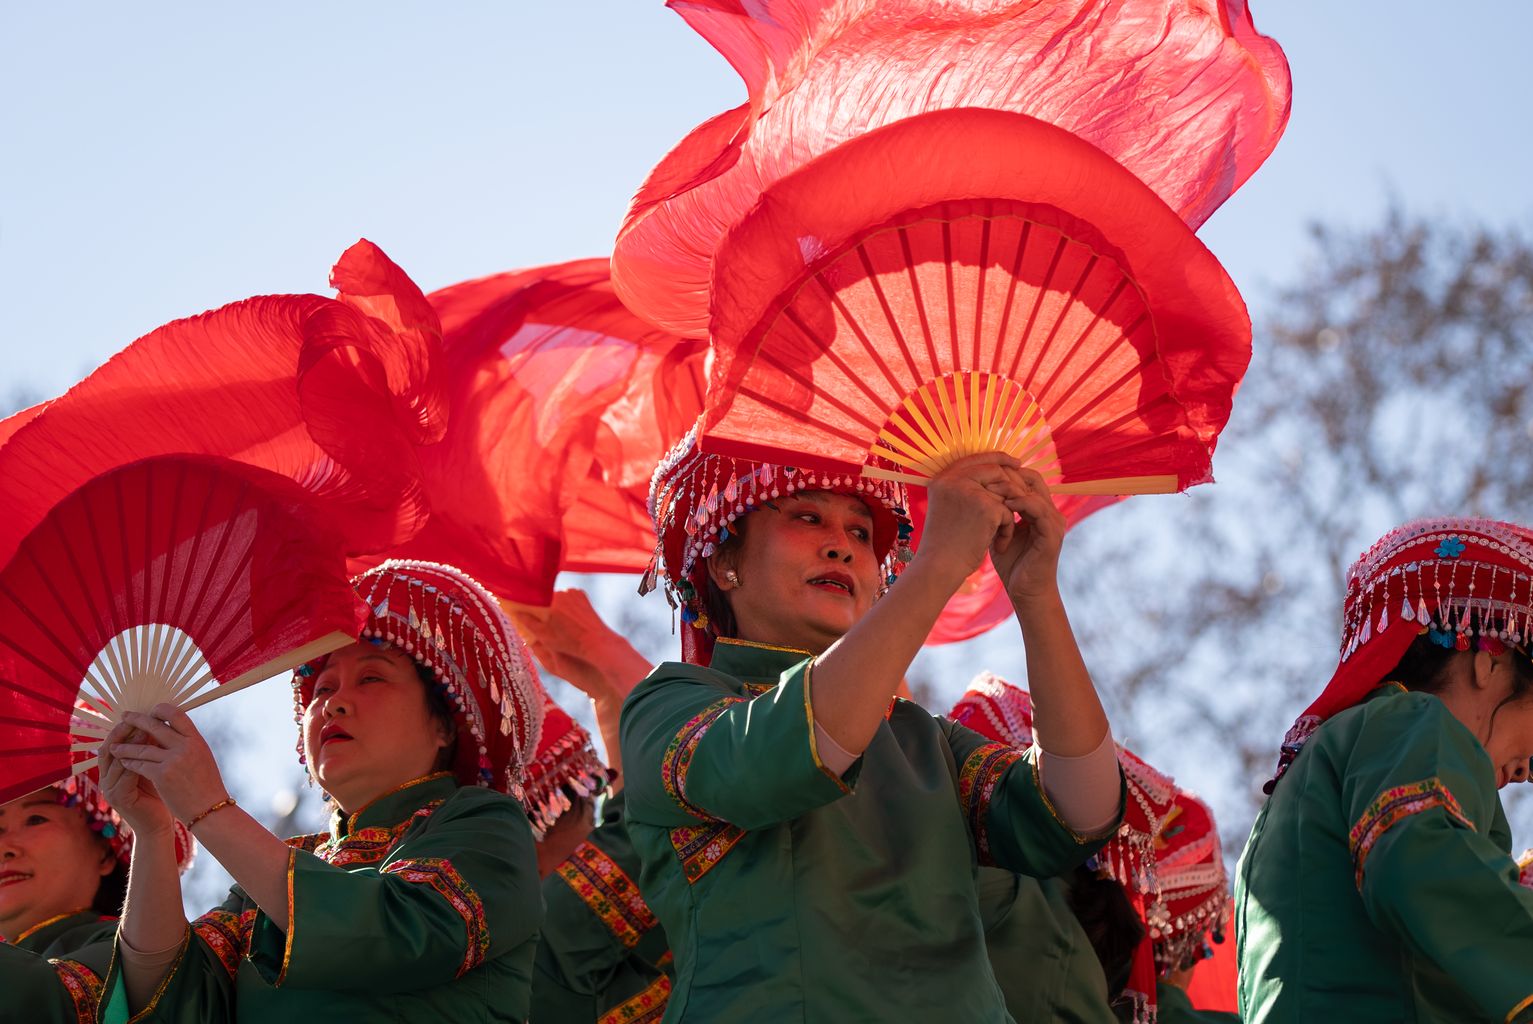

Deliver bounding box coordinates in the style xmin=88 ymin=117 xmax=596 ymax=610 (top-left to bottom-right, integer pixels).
xmin=860 ymin=464 xmax=1178 ymax=496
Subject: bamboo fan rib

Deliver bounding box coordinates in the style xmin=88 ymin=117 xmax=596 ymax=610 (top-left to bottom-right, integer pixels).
xmin=0 ymin=458 xmax=360 ymax=797
xmin=715 ymin=203 xmax=1217 ymax=494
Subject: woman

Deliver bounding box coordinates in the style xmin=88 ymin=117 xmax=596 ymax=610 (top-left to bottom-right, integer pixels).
xmin=96 ymin=559 xmax=545 ymax=1021
xmin=0 ymin=774 xmax=149 ymax=1022
xmin=1237 ymin=518 xmax=1533 ymax=1022
xmin=620 ymin=430 xmax=1125 ymax=1021
xmin=522 ymin=590 xmax=674 ymax=1024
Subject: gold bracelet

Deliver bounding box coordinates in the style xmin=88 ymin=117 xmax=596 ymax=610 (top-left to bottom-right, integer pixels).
xmin=186 ymin=796 xmax=236 ymax=829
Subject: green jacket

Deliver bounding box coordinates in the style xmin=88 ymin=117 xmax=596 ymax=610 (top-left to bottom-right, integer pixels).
xmin=101 ymin=773 xmax=542 ymax=1022
xmin=533 ymin=791 xmax=672 ymax=1023
xmin=619 ymin=637 xmax=1121 ymax=1023
xmin=1236 ymin=684 xmax=1533 ymax=1023
xmin=0 ymin=909 xmax=116 ymax=1022
xmin=979 ymin=867 xmax=1118 ymax=1023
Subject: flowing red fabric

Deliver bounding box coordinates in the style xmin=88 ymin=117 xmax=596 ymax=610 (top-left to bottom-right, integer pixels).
xmin=356 ymin=259 xmax=706 ymax=607
xmin=614 ymin=0 xmax=1291 ymax=338
xmin=0 ymin=240 xmax=447 ymax=566
xmin=1185 ymin=906 xmax=1240 ymax=1012
xmin=0 ymin=240 xmax=442 ymax=802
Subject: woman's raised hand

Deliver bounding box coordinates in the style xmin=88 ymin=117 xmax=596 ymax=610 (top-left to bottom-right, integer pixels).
xmin=914 ymin=454 xmax=1030 ymax=589
xmin=104 ymin=704 xmax=231 ymax=825
xmin=98 ymin=723 xmax=176 ymax=838
xmin=989 ymin=466 xmax=1067 ymax=605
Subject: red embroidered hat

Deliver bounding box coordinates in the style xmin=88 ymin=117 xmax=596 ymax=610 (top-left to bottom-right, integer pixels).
xmin=521 ymin=693 xmax=612 ymax=839
xmin=1146 ymin=788 xmax=1228 ymax=973
xmin=294 ymin=560 xmax=544 ymax=796
xmin=641 ymin=421 xmax=914 ymax=665
xmin=1278 ymin=517 xmax=1533 ymax=775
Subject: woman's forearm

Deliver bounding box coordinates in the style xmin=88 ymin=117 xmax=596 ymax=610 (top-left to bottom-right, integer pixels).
xmin=119 ymin=827 xmax=189 ymax=1009
xmin=191 ymin=806 xmax=296 ymax=922
xmin=1013 ymin=587 xmax=1110 ymax=756
xmin=812 ymin=559 xmax=962 ymax=754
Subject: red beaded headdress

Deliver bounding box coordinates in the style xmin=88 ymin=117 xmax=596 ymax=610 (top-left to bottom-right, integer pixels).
xmin=642 ymin=422 xmax=914 ymax=665
xmin=520 ymin=694 xmax=612 ymax=839
xmin=1277 ymin=517 xmax=1533 ymax=778
xmin=294 ymin=560 xmax=543 ymax=796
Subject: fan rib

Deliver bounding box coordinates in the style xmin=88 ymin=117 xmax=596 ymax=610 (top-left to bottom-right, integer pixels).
xmin=943 ymin=222 xmax=961 ymax=370
xmin=781 ymin=306 xmax=890 ymax=412
xmin=741 ymin=379 xmax=874 ymax=451
xmin=1045 ymin=344 xmax=1154 ymax=438
xmin=973 ymin=221 xmax=991 ymax=371
xmin=991 ymin=222 xmax=1032 ymax=378
xmin=1031 ymin=271 xmax=1128 ymax=411
xmin=819 ymin=279 xmax=908 ymax=398
xmin=182 ymin=629 xmax=355 ymax=712
xmin=1026 ymin=255 xmax=1101 ymax=411
xmin=898 ymin=228 xmax=941 ymax=377
xmin=750 ymin=349 xmax=884 ymax=436
xmin=1006 ymin=233 xmax=1069 ymax=384
xmin=175 ymin=466 xmax=229 ymax=651
xmin=2 ymin=556 xmax=90 ymax=682
xmin=854 ymin=245 xmax=924 ymax=385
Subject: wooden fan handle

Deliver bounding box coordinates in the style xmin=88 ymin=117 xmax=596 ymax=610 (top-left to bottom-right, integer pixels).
xmin=861 ymin=464 xmax=1178 ymax=496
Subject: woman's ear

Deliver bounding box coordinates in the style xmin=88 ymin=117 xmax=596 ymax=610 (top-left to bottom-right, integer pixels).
xmin=706 ymin=550 xmax=741 ymax=592
xmin=96 ymin=843 xmax=116 ymax=878
xmin=1470 ymin=649 xmax=1499 ymax=692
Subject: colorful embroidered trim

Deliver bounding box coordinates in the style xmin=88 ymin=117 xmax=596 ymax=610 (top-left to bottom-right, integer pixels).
xmin=556 ymin=841 xmax=658 ymax=948
xmin=1349 ymin=777 xmax=1474 ymax=888
xmin=661 ymin=697 xmax=744 ymax=820
xmin=313 ymin=801 xmax=443 ymax=867
xmin=48 ymin=958 xmax=103 ymax=1024
xmin=382 ymin=857 xmax=490 ymax=977
xmin=669 ymin=820 xmax=746 ymax=883
xmin=599 ymin=974 xmax=673 ymax=1024
xmin=958 ymin=742 xmax=1024 ymax=864
xmin=1506 ymin=990 xmax=1533 ymax=1023
xmin=191 ymin=908 xmax=257 ymax=981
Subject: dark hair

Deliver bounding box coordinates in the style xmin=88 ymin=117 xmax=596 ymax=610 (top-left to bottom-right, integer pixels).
xmin=1064 ymin=866 xmax=1144 ymax=1000
xmin=1388 ymin=634 xmax=1533 ymax=741
xmin=92 ymin=856 xmax=128 ymax=917
xmin=701 ymin=516 xmax=749 ymax=641
xmin=414 ymin=663 xmax=460 ymax=773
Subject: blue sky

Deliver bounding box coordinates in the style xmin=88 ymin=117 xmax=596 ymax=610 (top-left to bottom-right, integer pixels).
xmin=3 ymin=3 xmax=1531 ymax=899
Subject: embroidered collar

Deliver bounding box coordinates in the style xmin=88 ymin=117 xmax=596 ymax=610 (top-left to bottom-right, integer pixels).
xmin=331 ymin=772 xmax=457 ymax=839
xmin=709 ymin=637 xmax=815 ymax=682
xmin=12 ymin=908 xmax=100 ymax=949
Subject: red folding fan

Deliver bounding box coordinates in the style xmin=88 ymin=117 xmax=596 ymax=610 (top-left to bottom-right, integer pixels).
xmin=356 ymin=259 xmax=706 ymax=607
xmin=0 ymin=240 xmax=441 ymax=802
xmin=699 ymin=109 xmax=1250 ymax=494
xmin=0 ymin=457 xmax=363 ymax=802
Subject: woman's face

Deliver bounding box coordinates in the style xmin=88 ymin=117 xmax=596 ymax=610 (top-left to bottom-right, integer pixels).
xmin=1448 ymin=650 xmax=1533 ymax=788
xmin=713 ymin=490 xmax=881 ymax=653
xmin=302 ymin=642 xmax=454 ymax=813
xmin=0 ymin=791 xmax=113 ymax=941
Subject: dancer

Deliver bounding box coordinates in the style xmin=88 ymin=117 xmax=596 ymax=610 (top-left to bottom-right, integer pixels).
xmin=522 ymin=589 xmax=674 ymax=1024
xmin=0 ymin=776 xmax=174 ymax=1022
xmin=96 ymin=560 xmax=545 ymax=1021
xmin=621 ymin=430 xmax=1124 ymax=1020
xmin=1237 ymin=519 xmax=1533 ymax=1022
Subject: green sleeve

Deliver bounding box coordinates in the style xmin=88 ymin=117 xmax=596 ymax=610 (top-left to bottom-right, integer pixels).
xmin=943 ymin=718 xmax=1121 ymax=878
xmin=1342 ymin=693 xmax=1533 ymax=1023
xmin=1150 ymin=982 xmax=1241 ymax=1023
xmin=244 ymin=787 xmax=543 ymax=993
xmin=620 ymin=661 xmax=856 ymax=829
xmin=99 ymin=892 xmax=247 ymax=1024
xmin=0 ymin=936 xmax=114 ymax=1023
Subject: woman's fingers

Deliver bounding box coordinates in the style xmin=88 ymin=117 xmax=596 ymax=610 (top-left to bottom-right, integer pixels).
xmin=121 ymin=710 xmax=183 ymax=748
xmin=108 ymin=742 xmax=170 ymax=763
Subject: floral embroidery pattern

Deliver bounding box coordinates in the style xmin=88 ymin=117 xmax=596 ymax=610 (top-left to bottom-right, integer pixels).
xmin=669 ymin=820 xmax=746 ymax=883
xmin=662 ymin=698 xmax=745 ymax=820
xmin=48 ymin=958 xmax=102 ymax=1024
xmin=314 ymin=802 xmax=443 ymax=867
xmin=191 ymin=908 xmax=258 ymax=981
xmin=555 ymin=841 xmax=658 ymax=948
xmin=1435 ymin=536 xmax=1467 ymax=558
xmin=599 ymin=974 xmax=672 ymax=1023
xmin=1349 ymin=777 xmax=1474 ymax=887
xmin=958 ymin=743 xmax=1024 ymax=865
xmin=381 ymin=857 xmax=489 ymax=976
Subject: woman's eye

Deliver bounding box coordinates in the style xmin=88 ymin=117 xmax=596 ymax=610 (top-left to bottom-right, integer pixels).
xmin=797 ymin=512 xmax=819 ymax=524
xmin=852 ymin=528 xmax=871 ymax=542
xmin=25 ymin=814 xmax=50 ymax=826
